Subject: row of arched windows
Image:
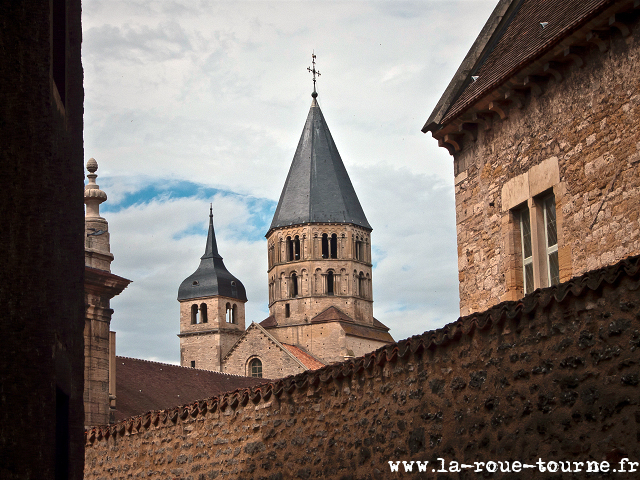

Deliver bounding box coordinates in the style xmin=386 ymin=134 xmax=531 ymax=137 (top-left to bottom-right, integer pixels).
xmin=268 ymin=232 xmax=370 ymax=267
xmin=189 ymin=303 xmax=238 ymax=324
xmin=268 ymin=269 xmax=371 ymax=302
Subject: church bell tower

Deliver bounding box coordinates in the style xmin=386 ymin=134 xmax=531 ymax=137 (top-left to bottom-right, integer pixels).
xmin=266 ymin=59 xmax=374 ymax=328
xmin=177 ymin=207 xmax=247 ymax=371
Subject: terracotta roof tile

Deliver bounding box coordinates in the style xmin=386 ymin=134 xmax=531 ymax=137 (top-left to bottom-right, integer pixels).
xmin=281 ymin=344 xmax=325 ymax=370
xmin=441 ymin=0 xmax=615 ymax=125
xmin=114 ymin=356 xmax=264 ymax=422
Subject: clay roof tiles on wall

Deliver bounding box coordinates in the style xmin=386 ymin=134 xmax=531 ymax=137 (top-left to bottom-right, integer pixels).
xmin=87 ymin=254 xmax=640 ymax=441
xmin=425 ymin=0 xmax=618 ymax=130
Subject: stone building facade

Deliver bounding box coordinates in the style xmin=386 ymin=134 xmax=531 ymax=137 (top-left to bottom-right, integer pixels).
xmin=84 ymin=159 xmax=131 ymax=427
xmin=424 ymin=0 xmax=640 ymax=316
xmin=178 ymin=90 xmax=393 ymax=378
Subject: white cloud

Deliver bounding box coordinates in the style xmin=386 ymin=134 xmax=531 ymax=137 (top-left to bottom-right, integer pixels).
xmin=83 ymin=0 xmax=497 ymax=362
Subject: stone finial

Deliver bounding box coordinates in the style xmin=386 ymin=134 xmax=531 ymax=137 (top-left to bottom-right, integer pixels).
xmin=84 ymin=158 xmax=113 ymax=270
xmin=84 ymin=158 xmax=107 ymax=218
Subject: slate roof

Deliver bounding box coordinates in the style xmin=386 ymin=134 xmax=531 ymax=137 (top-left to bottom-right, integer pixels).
xmin=87 ymin=254 xmax=640 ymax=439
xmin=282 ymin=344 xmax=325 ymax=370
xmin=424 ymin=0 xmax=617 ymax=131
xmin=178 ymin=208 xmax=247 ymax=302
xmin=113 ymin=356 xmax=264 ymax=422
xmin=269 ymin=95 xmax=371 ymax=233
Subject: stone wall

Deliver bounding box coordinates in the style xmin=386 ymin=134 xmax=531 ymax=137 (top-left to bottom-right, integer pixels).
xmin=85 ymin=256 xmax=640 ymax=479
xmin=179 ymin=296 xmax=246 ymax=370
xmin=453 ymin=16 xmax=640 ymax=316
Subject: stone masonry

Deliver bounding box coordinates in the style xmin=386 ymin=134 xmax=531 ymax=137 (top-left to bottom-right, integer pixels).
xmin=428 ymin=1 xmax=640 ymax=317
xmin=267 ymin=223 xmax=373 ymax=325
xmin=85 ymin=256 xmax=640 ymax=479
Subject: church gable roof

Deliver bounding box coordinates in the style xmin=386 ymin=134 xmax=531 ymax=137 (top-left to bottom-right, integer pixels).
xmin=424 ymin=0 xmax=617 ymax=132
xmin=259 ymin=315 xmax=277 ymax=328
xmin=221 ymin=322 xmax=311 ymax=372
xmin=269 ymin=96 xmax=371 ymax=233
xmin=310 ymin=305 xmax=355 ymax=323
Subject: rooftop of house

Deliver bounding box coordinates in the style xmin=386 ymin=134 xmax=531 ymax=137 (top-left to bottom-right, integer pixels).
xmin=424 ymin=0 xmax=621 ymax=133
xmin=281 ymin=344 xmax=325 ymax=370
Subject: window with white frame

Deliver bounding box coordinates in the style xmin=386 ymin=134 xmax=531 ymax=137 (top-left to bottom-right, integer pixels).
xmin=515 ymin=192 xmax=560 ymax=295
xmin=543 ymin=195 xmax=560 ymax=287
xmin=518 ymin=206 xmax=534 ymax=295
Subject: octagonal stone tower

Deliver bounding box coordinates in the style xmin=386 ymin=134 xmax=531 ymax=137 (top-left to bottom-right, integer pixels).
xmin=265 ymin=91 xmax=379 ymax=340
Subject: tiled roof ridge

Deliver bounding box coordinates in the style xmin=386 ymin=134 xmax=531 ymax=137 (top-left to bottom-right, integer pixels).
xmin=115 ymin=356 xmax=253 ymax=379
xmin=86 ymin=254 xmax=640 ymax=444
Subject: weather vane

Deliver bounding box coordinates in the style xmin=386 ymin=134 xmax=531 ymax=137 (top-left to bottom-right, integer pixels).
xmin=307 ymin=52 xmax=320 ymax=97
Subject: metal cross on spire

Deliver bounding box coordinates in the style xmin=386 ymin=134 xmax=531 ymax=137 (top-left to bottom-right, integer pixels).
xmin=307 ymin=52 xmax=321 ymax=97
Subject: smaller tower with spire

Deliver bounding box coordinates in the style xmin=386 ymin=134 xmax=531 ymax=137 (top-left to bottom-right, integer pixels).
xmin=177 ymin=207 xmax=247 ymax=371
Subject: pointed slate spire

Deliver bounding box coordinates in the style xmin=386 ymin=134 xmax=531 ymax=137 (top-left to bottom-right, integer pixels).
xmin=268 ymin=93 xmax=371 ymax=233
xmin=178 ymin=208 xmax=247 ymax=301
xmin=202 ymin=204 xmax=221 ymax=260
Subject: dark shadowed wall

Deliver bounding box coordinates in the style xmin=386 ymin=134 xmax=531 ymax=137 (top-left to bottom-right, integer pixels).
xmin=0 ymin=1 xmax=85 ymax=479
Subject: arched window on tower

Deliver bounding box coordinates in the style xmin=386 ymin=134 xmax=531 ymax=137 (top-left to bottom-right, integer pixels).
xmin=232 ymin=304 xmax=237 ymax=324
xmin=226 ymin=303 xmax=232 ymax=323
xmin=290 ymin=272 xmax=298 ymax=297
xmin=294 ymin=235 xmax=301 ymax=260
xmin=286 ymin=236 xmax=293 ymax=261
xmin=330 ymin=234 xmax=337 ymax=258
xmin=321 ymin=234 xmax=329 ymax=258
xmin=191 ymin=304 xmax=198 ymax=324
xmin=355 ymin=237 xmax=363 ymax=261
xmin=199 ymin=303 xmax=208 ymax=323
xmin=327 ymin=270 xmax=334 ymax=295
xmin=358 ymin=272 xmax=365 ymax=298
xmin=249 ymin=358 xmax=263 ymax=378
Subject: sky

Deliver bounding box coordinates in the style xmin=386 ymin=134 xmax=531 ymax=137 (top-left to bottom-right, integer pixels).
xmin=82 ymin=0 xmax=497 ymax=365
